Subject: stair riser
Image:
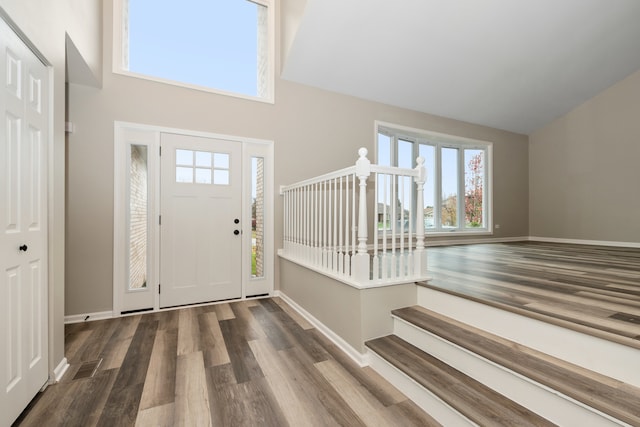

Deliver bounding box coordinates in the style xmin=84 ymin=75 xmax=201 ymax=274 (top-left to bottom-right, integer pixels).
xmin=393 ymin=316 xmax=628 ymax=427
xmin=418 ymin=286 xmax=640 ymax=387
xmin=367 ymin=350 xmax=478 ymax=426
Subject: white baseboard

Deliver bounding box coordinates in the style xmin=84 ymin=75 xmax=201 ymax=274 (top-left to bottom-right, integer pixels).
xmin=52 ymin=357 xmax=69 ymax=383
xmin=426 ymin=236 xmax=528 ymax=247
xmin=528 ymin=236 xmax=640 ymax=248
xmin=64 ymin=310 xmax=114 ymax=324
xmin=274 ymin=290 xmax=368 ymax=367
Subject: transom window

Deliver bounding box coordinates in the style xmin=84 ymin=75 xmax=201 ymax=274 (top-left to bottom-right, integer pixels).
xmin=377 ymin=123 xmax=493 ymax=234
xmin=175 ymin=149 xmax=230 ymax=185
xmin=115 ymin=0 xmax=273 ymax=101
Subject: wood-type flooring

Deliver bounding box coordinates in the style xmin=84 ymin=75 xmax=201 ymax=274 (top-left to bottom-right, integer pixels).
xmin=423 ymin=241 xmax=640 ymax=349
xmin=14 ymin=298 xmax=439 ymax=427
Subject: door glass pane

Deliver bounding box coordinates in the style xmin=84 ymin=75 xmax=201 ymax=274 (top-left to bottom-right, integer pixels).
xmin=441 ymin=147 xmax=458 ymax=228
xmin=195 ymin=168 xmax=212 ymax=184
xmin=176 ymin=149 xmax=193 ymax=165
xmin=419 ymin=144 xmax=436 ymax=229
xmin=213 ymin=169 xmax=229 ymax=185
xmin=129 ymin=145 xmax=148 ymax=289
xmin=465 ymin=149 xmax=485 ymax=228
xmin=251 ymin=157 xmax=264 ymax=278
xmin=214 ymin=152 xmax=229 ymax=168
xmin=176 ymin=167 xmax=193 ymax=183
xmin=195 ymin=151 xmax=212 ymax=167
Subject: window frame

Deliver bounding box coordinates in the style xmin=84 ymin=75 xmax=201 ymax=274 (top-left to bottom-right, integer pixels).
xmin=376 ymin=121 xmax=493 ymax=236
xmin=112 ymin=0 xmax=275 ymax=103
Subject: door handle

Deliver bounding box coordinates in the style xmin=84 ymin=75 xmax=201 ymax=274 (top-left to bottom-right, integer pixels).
xmin=234 ymin=230 xmax=240 ymax=235
xmin=234 ymin=218 xmax=240 ymax=224
xmin=19 ymin=244 xmax=28 ymax=252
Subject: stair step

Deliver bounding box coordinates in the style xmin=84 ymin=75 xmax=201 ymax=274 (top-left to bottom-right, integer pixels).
xmin=393 ymin=305 xmax=640 ymax=426
xmin=365 ymin=335 xmax=555 ymax=426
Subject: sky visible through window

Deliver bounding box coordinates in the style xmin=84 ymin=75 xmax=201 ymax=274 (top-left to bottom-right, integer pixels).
xmin=378 ymin=135 xmax=458 ymax=206
xmin=128 ymin=0 xmax=259 ymax=96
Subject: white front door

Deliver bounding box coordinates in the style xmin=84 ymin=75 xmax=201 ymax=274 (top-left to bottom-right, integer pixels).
xmin=160 ymin=133 xmax=242 ymax=308
xmin=0 ymin=17 xmax=49 ymax=426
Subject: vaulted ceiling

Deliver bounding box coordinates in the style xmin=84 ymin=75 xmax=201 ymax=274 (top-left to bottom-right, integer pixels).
xmin=281 ymin=0 xmax=640 ymax=135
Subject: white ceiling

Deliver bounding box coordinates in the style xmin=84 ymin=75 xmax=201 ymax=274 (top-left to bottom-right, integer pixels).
xmin=281 ymin=0 xmax=640 ymax=135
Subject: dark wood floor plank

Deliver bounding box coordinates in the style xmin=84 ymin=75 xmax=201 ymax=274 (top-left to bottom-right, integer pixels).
xmin=208 ymin=373 xmax=289 ymax=427
xmin=69 ymin=318 xmax=121 ymax=365
xmin=62 ymin=369 xmax=119 ymax=427
xmin=96 ymin=320 xmax=158 ymax=427
xmin=219 ymin=317 xmax=265 ymax=383
xmin=228 ymin=301 xmax=266 ymax=341
xmin=252 ymin=300 xmax=330 ymax=363
xmin=99 ymin=314 xmax=141 ymax=370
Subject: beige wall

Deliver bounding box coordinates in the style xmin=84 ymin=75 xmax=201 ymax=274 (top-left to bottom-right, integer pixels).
xmin=279 ymin=259 xmax=417 ymax=353
xmin=0 ymin=0 xmax=101 ymax=375
xmin=530 ymin=69 xmax=640 ymax=243
xmin=64 ymin=0 xmax=529 ymax=315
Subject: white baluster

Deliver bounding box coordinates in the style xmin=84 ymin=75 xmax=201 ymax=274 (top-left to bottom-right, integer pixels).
xmin=352 ymin=148 xmax=371 ymax=282
xmin=414 ymin=156 xmax=427 ymax=276
xmin=373 ymin=172 xmax=380 ymax=281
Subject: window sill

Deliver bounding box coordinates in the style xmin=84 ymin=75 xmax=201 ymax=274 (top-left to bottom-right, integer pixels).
xmin=112 ymin=69 xmax=275 ymax=104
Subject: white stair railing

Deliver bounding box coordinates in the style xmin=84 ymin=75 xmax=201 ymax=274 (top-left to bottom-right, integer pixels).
xmin=281 ymin=148 xmax=429 ymax=287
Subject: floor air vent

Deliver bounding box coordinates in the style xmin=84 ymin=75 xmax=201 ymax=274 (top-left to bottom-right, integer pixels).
xmin=73 ymin=359 xmax=103 ymax=380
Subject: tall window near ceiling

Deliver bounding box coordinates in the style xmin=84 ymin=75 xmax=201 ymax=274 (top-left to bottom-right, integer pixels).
xmin=377 ymin=123 xmax=492 ymax=234
xmin=115 ymin=0 xmax=274 ymax=101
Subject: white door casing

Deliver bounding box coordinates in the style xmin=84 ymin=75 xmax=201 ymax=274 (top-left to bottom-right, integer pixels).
xmin=160 ymin=133 xmax=243 ymax=307
xmin=0 ymin=17 xmax=49 ymax=426
xmin=113 ymin=123 xmax=274 ymax=313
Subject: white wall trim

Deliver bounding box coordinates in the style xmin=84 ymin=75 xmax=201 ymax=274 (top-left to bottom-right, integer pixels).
xmin=52 ymin=358 xmax=69 ymax=383
xmin=274 ymin=290 xmax=368 ymax=367
xmin=426 ymin=236 xmax=529 ymax=247
xmin=64 ymin=311 xmax=114 ymax=324
xmin=528 ymin=236 xmax=640 ymax=249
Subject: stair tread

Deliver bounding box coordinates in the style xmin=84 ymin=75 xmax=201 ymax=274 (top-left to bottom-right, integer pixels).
xmin=366 ymin=335 xmax=556 ymax=426
xmin=393 ymin=305 xmax=640 ymax=426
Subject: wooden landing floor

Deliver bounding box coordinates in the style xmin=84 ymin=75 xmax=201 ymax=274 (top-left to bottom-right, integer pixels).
xmin=423 ymin=241 xmax=640 ymax=349
xmin=14 ymin=298 xmax=438 ymax=427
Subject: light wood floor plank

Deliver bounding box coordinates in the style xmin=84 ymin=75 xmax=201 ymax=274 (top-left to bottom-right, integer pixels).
xmin=213 ymin=302 xmax=236 ymax=320
xmin=177 ymin=307 xmax=201 ymax=356
xmin=248 ymin=338 xmax=333 ymax=427
xmin=315 ymin=359 xmax=396 ymax=427
xmin=135 ymin=403 xmax=175 ymax=427
xmin=174 ymin=351 xmax=212 ymax=427
xmin=138 ymin=327 xmax=178 ymax=411
xmin=198 ymin=311 xmax=231 ymax=367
